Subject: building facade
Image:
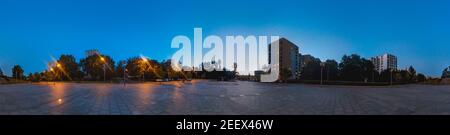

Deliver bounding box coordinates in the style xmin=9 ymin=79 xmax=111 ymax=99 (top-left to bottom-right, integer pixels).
xmin=371 ymin=53 xmax=398 ymax=73
xmin=268 ymin=38 xmax=300 ymax=80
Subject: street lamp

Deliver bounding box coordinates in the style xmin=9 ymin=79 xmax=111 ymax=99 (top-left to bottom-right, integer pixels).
xmin=372 ymin=70 xmax=375 ymax=82
xmin=50 ymin=67 xmax=54 ymax=79
xmin=390 ymin=68 xmax=393 ymax=85
xmin=141 ymin=57 xmax=148 ymax=82
xmin=55 ymin=62 xmax=62 ymax=81
xmin=142 ymin=57 xmax=148 ymax=62
xmin=49 ymin=66 xmax=57 ymax=85
xmin=123 ymin=68 xmax=128 ymax=86
xmin=100 ymin=57 xmax=106 ymax=82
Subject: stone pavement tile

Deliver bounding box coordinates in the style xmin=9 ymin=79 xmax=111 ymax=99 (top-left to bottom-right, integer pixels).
xmin=1 ymin=82 xmax=450 ymax=115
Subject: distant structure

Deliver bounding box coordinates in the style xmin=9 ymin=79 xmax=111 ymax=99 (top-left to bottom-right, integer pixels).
xmin=371 ymin=53 xmax=397 ymax=73
xmin=85 ymin=49 xmax=100 ymax=57
xmin=268 ymin=38 xmax=300 ymax=80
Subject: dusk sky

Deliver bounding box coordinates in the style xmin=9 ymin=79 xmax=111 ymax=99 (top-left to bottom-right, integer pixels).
xmin=0 ymin=0 xmax=449 ymax=77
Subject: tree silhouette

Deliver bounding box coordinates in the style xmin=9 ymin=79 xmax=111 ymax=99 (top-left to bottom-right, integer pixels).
xmin=57 ymin=55 xmax=82 ymax=81
xmin=80 ymin=55 xmax=115 ymax=81
xmin=12 ymin=65 xmax=24 ymax=80
xmin=324 ymin=59 xmax=339 ymax=81
xmin=116 ymin=60 xmax=126 ymax=78
xmin=300 ymin=57 xmax=321 ymax=80
xmin=417 ymin=73 xmax=426 ymax=82
xmin=339 ymin=54 xmax=365 ymax=81
xmin=442 ymin=67 xmax=449 ymax=78
xmin=408 ymin=66 xmax=416 ymax=82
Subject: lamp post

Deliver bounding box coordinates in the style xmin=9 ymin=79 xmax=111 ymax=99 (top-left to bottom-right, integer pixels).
xmin=50 ymin=67 xmax=55 ymax=85
xmin=55 ymin=62 xmax=62 ymax=81
xmin=327 ymin=65 xmax=329 ymax=81
xmin=100 ymin=57 xmax=106 ymax=82
xmin=141 ymin=57 xmax=148 ymax=82
xmin=123 ymin=68 xmax=128 ymax=86
xmin=372 ymin=70 xmax=375 ymax=82
xmin=390 ymin=68 xmax=393 ymax=85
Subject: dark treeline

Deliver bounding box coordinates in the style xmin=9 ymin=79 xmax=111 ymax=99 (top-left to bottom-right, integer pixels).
xmin=3 ymin=52 xmax=437 ymax=83
xmin=299 ymin=54 xmax=427 ymax=83
xmin=26 ymin=54 xmax=192 ymax=82
xmin=22 ymin=53 xmax=236 ymax=82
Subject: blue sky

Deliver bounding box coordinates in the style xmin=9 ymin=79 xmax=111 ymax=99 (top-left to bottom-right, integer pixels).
xmin=0 ymin=0 xmax=449 ymax=77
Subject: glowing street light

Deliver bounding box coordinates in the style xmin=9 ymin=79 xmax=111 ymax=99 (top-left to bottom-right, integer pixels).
xmin=141 ymin=57 xmax=148 ymax=82
xmin=123 ymin=68 xmax=128 ymax=87
xmin=141 ymin=57 xmax=148 ymax=62
xmin=54 ymin=62 xmax=63 ymax=81
xmin=100 ymin=56 xmax=106 ymax=82
xmin=56 ymin=63 xmax=62 ymax=68
xmin=49 ymin=67 xmax=55 ymax=82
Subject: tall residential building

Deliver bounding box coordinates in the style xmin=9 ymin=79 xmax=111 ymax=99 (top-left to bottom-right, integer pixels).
xmin=371 ymin=53 xmax=398 ymax=73
xmin=268 ymin=38 xmax=300 ymax=79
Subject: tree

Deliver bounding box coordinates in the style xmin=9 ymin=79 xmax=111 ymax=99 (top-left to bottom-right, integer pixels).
xmin=27 ymin=73 xmax=33 ymax=81
xmin=337 ymin=54 xmax=378 ymax=82
xmin=339 ymin=54 xmax=365 ymax=81
xmin=0 ymin=68 xmax=9 ymax=81
xmin=396 ymin=70 xmax=411 ymax=83
xmin=161 ymin=59 xmax=181 ymax=79
xmin=361 ymin=58 xmax=375 ymax=82
xmin=116 ymin=60 xmax=126 ymax=78
xmin=80 ymin=55 xmax=115 ymax=81
xmin=12 ymin=65 xmax=24 ymax=80
xmin=125 ymin=56 xmax=164 ymax=81
xmin=124 ymin=57 xmax=142 ymax=79
xmin=280 ymin=68 xmax=292 ymax=82
xmin=151 ymin=60 xmax=165 ymax=79
xmin=41 ymin=70 xmax=54 ymax=81
xmin=442 ymin=67 xmax=449 ymax=78
xmin=27 ymin=72 xmax=41 ymax=82
xmin=379 ymin=69 xmax=392 ymax=82
xmin=324 ymin=59 xmax=339 ymax=81
xmin=300 ymin=57 xmax=321 ymax=80
xmin=34 ymin=72 xmax=42 ymax=82
xmin=57 ymin=55 xmax=81 ymax=81
xmin=408 ymin=66 xmax=416 ymax=82
xmin=417 ymin=73 xmax=426 ymax=82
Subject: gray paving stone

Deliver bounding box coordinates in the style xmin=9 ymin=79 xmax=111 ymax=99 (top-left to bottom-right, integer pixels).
xmin=1 ymin=81 xmax=450 ymax=115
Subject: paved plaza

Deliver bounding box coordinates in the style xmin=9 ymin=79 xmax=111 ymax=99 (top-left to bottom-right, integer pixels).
xmin=1 ymin=80 xmax=450 ymax=115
